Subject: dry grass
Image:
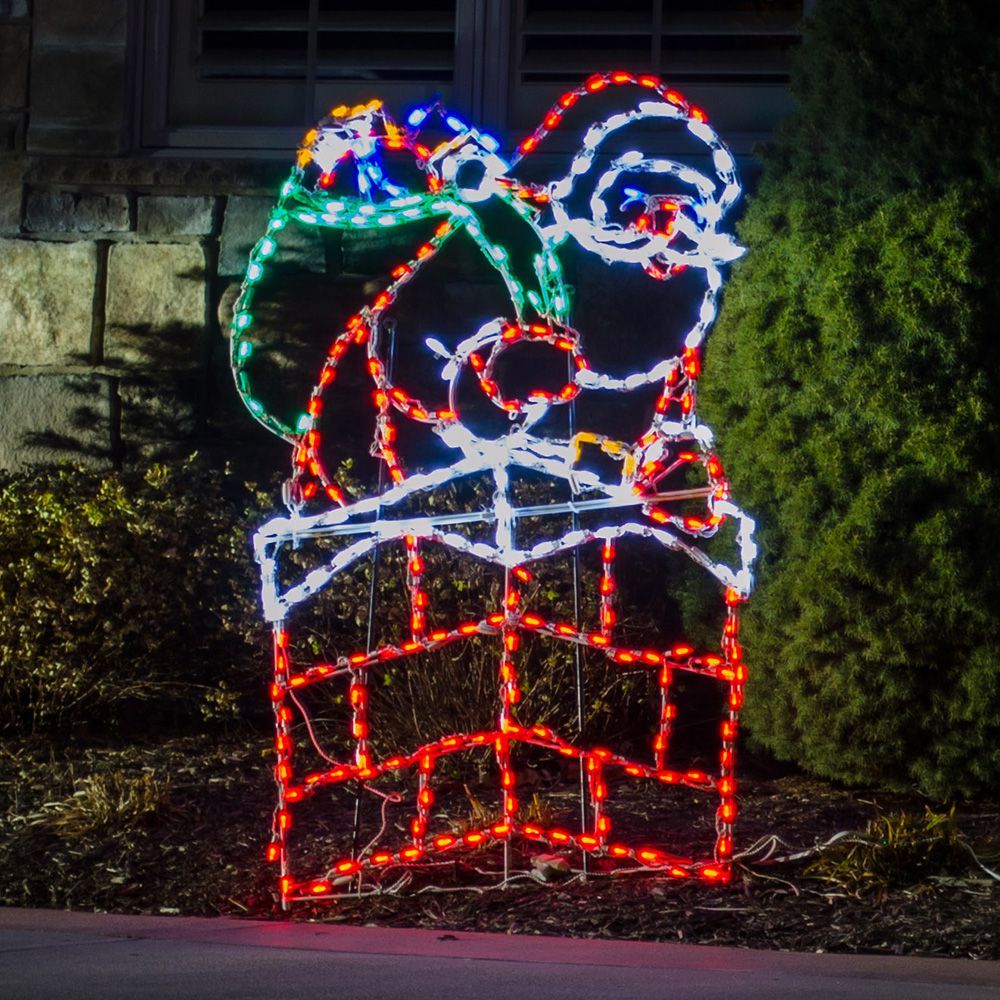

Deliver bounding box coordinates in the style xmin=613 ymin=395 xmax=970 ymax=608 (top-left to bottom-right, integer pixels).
xmin=805 ymin=806 xmax=967 ymax=895
xmin=22 ymin=771 xmax=170 ymax=840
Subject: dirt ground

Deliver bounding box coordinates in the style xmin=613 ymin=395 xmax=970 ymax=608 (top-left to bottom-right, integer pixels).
xmin=1 ymin=736 xmax=997 ymax=960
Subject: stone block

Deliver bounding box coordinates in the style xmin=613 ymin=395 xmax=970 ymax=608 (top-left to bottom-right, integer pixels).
xmin=33 ymin=0 xmax=127 ymax=45
xmin=0 ymin=373 xmax=113 ymax=472
xmin=0 ymin=113 xmax=24 ymax=152
xmin=25 ymin=156 xmax=282 ymax=191
xmin=216 ymin=281 xmax=240 ymax=335
xmin=339 ymin=219 xmax=493 ymax=281
xmin=24 ymin=125 xmax=125 ymax=156
xmin=341 ymin=225 xmax=430 ymax=276
xmin=0 ymin=156 xmax=24 ymax=233
xmin=119 ymin=375 xmax=199 ymax=460
xmin=24 ymin=190 xmax=129 ymax=233
xmin=0 ymin=238 xmax=95 ymax=365
xmin=218 ymin=195 xmax=325 ymax=276
xmin=28 ymin=48 xmax=126 ymax=136
xmin=0 ymin=25 xmax=30 ymax=109
xmin=104 ymin=242 xmax=206 ymax=368
xmin=137 ymin=196 xmax=214 ymax=238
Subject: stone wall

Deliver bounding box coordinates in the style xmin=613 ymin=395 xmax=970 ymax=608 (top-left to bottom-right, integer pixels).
xmin=0 ymin=162 xmax=303 ymax=471
xmin=0 ymin=0 xmax=296 ymax=472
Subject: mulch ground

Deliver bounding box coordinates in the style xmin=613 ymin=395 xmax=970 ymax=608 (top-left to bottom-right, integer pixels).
xmin=1 ymin=735 xmax=997 ymax=960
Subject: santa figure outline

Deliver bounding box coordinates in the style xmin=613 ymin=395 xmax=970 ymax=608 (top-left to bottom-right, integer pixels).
xmin=230 ymin=72 xmax=757 ymax=904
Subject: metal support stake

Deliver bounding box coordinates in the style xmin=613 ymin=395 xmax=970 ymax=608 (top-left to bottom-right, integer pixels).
xmin=567 ymin=352 xmax=589 ymax=875
xmin=351 ymin=322 xmax=397 ymax=887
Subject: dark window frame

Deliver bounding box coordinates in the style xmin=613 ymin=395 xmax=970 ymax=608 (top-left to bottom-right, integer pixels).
xmin=137 ymin=0 xmax=803 ymax=157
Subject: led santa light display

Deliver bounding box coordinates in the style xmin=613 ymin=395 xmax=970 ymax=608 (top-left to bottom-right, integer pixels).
xmin=231 ymin=72 xmax=757 ymax=906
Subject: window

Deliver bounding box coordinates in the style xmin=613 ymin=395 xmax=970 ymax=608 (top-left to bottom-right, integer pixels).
xmin=508 ymin=0 xmax=801 ymax=145
xmin=140 ymin=1 xmax=803 ymax=154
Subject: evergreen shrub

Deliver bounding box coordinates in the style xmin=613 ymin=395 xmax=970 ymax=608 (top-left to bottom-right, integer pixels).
xmin=701 ymin=0 xmax=1000 ymax=797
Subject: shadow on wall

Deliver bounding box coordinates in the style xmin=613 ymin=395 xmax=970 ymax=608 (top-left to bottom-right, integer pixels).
xmin=6 ymin=282 xmax=329 ymax=479
xmin=14 ymin=309 xmax=207 ymax=470
xmin=19 ymin=368 xmax=116 ymax=466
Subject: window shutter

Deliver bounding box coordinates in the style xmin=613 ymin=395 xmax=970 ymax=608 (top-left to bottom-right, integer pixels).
xmin=156 ymin=0 xmax=461 ymax=149
xmin=508 ymin=0 xmax=802 ymax=147
xmin=143 ymin=1 xmax=801 ymax=153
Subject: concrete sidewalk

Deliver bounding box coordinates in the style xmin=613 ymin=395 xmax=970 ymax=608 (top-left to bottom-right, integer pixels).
xmin=1 ymin=907 xmax=997 ymax=1000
